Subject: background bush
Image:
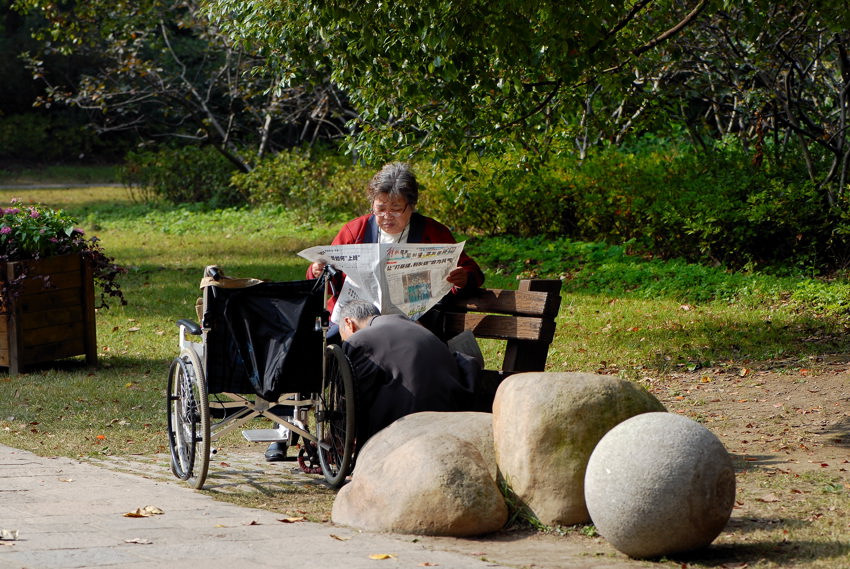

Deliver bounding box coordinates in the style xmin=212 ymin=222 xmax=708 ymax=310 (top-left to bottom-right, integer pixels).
xmin=229 ymin=146 xmax=371 ymax=218
xmin=119 ymin=145 xmax=242 ymax=207
xmin=427 ymin=136 xmax=847 ymax=274
xmin=115 ymin=135 xmax=850 ymax=275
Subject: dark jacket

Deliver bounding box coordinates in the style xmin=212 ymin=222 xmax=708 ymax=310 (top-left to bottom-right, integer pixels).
xmin=342 ymin=314 xmax=477 ymax=442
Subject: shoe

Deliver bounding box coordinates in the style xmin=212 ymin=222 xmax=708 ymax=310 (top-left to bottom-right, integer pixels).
xmin=264 ymin=441 xmax=288 ymax=462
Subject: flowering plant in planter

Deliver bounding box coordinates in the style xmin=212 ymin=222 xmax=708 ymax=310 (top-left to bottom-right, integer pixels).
xmin=0 ymin=198 xmax=126 ymax=310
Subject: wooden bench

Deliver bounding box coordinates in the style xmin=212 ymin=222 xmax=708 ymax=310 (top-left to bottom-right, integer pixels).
xmin=427 ymin=279 xmax=562 ymax=411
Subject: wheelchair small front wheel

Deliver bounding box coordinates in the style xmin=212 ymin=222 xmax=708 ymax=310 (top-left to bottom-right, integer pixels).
xmin=315 ymin=344 xmax=356 ymax=488
xmin=166 ymin=351 xmax=211 ymax=489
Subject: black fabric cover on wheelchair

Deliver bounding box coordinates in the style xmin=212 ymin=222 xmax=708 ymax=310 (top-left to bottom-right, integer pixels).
xmin=202 ymin=279 xmax=324 ymax=401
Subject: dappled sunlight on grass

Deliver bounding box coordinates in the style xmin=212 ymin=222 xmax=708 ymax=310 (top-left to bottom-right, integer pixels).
xmin=547 ymin=293 xmax=850 ymax=376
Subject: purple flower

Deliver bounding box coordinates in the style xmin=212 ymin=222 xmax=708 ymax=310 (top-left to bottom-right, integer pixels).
xmin=29 ymin=209 xmax=40 ymax=218
xmin=0 ymin=226 xmax=11 ymax=235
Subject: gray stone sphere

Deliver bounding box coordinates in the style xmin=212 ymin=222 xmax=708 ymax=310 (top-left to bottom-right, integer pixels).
xmin=584 ymin=412 xmax=735 ymax=559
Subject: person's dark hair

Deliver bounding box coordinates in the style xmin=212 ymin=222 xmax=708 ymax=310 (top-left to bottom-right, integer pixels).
xmin=366 ymin=162 xmax=419 ymax=207
xmin=339 ymin=299 xmax=381 ymax=322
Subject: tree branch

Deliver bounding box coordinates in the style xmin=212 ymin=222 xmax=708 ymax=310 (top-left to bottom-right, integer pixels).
xmin=587 ymin=0 xmax=655 ymax=56
xmin=632 ymin=0 xmax=709 ymax=56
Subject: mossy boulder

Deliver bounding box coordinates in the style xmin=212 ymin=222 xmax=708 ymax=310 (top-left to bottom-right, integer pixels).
xmin=492 ymin=372 xmax=666 ymax=526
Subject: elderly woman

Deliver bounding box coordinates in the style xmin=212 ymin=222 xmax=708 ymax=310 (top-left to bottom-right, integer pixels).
xmin=306 ymin=161 xmax=485 ymax=314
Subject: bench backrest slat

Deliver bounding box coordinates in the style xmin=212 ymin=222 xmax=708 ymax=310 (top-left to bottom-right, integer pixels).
xmin=442 ymin=313 xmax=554 ymax=342
xmin=436 ymin=278 xmax=562 ymax=373
xmin=449 ymin=288 xmax=555 ymax=316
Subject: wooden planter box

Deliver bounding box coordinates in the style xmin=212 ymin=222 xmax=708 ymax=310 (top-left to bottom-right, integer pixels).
xmin=0 ymin=254 xmax=97 ymax=375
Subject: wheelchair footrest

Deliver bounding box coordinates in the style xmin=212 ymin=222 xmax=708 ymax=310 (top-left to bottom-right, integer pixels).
xmin=242 ymin=429 xmax=289 ymax=443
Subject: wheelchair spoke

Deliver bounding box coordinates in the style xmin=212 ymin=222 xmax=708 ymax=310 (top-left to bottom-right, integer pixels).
xmin=166 ymin=352 xmax=211 ymax=489
xmin=316 ymin=344 xmax=356 ymax=488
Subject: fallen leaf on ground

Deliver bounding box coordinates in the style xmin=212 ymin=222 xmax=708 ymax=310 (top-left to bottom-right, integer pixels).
xmin=369 ymin=553 xmax=396 ymax=560
xmin=124 ymin=538 xmax=152 ymax=544
xmin=329 ymin=534 xmax=351 ymax=541
xmin=278 ymin=517 xmax=306 ymax=523
xmin=757 ymin=493 xmax=781 ymax=503
xmin=0 ymin=529 xmax=19 ymax=540
xmin=123 ymin=505 xmax=164 ymax=517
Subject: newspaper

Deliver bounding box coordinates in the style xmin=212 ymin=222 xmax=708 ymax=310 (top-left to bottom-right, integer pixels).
xmin=298 ymin=242 xmax=465 ymax=322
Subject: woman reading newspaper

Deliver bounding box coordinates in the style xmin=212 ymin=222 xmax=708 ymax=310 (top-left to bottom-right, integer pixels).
xmin=306 ymin=161 xmax=485 ymax=316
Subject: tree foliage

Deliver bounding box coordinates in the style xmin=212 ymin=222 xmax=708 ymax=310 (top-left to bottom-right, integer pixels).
xmin=207 ymin=0 xmax=709 ymax=163
xmin=11 ymin=0 xmax=353 ymax=171
xmin=571 ymin=1 xmax=850 ymax=205
xmin=673 ymin=1 xmax=850 ymax=205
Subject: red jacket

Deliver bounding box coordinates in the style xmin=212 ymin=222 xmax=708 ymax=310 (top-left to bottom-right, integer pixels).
xmin=306 ymin=212 xmax=485 ymax=314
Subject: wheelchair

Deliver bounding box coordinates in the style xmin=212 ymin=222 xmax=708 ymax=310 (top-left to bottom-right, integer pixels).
xmin=166 ymin=265 xmax=356 ymax=489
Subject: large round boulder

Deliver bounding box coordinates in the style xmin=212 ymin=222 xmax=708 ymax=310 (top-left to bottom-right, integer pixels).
xmin=492 ymin=372 xmax=666 ymax=526
xmin=332 ymin=414 xmax=507 ymax=536
xmin=354 ymin=411 xmax=497 ymax=480
xmin=584 ymin=411 xmax=736 ymax=558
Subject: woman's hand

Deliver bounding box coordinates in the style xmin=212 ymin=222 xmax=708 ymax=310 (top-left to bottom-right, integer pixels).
xmin=446 ymin=267 xmax=468 ymax=288
xmin=310 ymin=261 xmax=326 ymax=278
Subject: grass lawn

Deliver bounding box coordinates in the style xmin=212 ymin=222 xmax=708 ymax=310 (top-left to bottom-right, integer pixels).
xmin=0 ymin=184 xmax=847 ymax=568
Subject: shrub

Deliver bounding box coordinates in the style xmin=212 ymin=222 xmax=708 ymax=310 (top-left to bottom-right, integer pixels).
xmin=230 ymin=146 xmax=370 ymax=218
xmin=119 ymin=146 xmax=241 ymax=206
xmin=417 ymin=155 xmax=577 ymax=237
xmin=427 ymin=136 xmax=843 ymax=273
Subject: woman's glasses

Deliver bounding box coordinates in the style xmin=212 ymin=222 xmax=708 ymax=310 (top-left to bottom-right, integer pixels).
xmin=372 ymin=203 xmax=409 ymax=218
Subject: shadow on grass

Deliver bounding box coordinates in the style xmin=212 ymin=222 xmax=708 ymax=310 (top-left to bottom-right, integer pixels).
xmin=822 ymin=417 xmax=850 ymax=448
xmin=670 ymin=536 xmax=850 ymax=567
xmin=729 ymin=452 xmax=800 ymax=472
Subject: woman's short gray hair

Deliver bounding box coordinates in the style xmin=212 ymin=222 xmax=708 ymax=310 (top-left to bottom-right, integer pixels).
xmin=339 ymin=300 xmax=381 ymax=322
xmin=366 ymin=162 xmax=419 ymax=206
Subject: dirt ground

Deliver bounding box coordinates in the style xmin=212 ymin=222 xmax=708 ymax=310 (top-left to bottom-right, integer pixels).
xmin=91 ymin=362 xmax=849 ymax=568
xmin=410 ymin=362 xmax=850 ymax=569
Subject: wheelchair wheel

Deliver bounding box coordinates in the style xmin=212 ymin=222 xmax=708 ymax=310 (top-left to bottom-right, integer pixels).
xmin=315 ymin=344 xmax=356 ymax=488
xmin=166 ymin=350 xmax=211 ymax=489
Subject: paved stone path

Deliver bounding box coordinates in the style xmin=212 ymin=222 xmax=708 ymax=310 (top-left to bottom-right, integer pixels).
xmin=0 ymin=444 xmax=515 ymax=569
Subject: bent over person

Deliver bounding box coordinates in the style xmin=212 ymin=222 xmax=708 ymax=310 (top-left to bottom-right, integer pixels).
xmin=339 ymin=300 xmax=478 ymax=444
